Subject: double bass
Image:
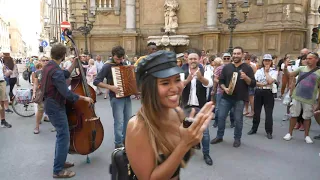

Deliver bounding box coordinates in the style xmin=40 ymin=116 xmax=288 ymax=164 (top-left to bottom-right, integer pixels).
xmin=64 ymin=29 xmax=104 ymax=155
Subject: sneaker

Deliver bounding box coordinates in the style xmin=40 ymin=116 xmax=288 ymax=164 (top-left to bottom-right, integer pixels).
xmin=230 ymin=123 xmax=235 ymax=128
xmin=299 ymin=124 xmax=305 ymax=131
xmin=305 ymin=136 xmax=313 ymax=144
xmin=5 ymin=109 xmax=13 ymax=113
xmin=33 ymin=128 xmax=40 ymax=134
xmin=1 ymin=120 xmax=12 ymax=128
xmin=283 ymin=133 xmax=292 ymax=141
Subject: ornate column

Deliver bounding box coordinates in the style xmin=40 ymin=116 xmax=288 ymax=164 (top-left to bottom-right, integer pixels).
xmin=125 ymin=0 xmax=136 ymax=32
xmin=207 ymin=0 xmax=217 ymax=29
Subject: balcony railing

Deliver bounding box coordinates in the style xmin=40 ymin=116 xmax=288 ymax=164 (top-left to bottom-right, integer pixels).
xmin=90 ymin=0 xmax=120 ymax=15
xmin=97 ymin=0 xmax=114 ymax=8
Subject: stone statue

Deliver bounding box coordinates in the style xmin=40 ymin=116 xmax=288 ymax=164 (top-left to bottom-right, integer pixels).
xmin=164 ymin=0 xmax=179 ymax=33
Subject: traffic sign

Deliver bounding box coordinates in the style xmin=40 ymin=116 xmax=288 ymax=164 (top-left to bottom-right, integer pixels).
xmin=41 ymin=40 xmax=48 ymax=47
xmin=61 ymin=21 xmax=71 ymax=30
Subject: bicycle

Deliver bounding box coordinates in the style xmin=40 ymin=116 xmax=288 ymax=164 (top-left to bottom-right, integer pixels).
xmin=11 ymin=89 xmax=35 ymax=117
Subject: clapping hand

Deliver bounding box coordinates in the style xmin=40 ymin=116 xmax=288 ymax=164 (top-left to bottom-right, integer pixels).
xmin=178 ymin=102 xmax=214 ymax=148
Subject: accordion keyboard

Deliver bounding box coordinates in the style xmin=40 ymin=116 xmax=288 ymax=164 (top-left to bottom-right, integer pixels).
xmin=111 ymin=67 xmax=125 ymax=97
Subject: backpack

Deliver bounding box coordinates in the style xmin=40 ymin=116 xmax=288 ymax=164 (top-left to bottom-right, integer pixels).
xmin=109 ymin=147 xmax=136 ymax=180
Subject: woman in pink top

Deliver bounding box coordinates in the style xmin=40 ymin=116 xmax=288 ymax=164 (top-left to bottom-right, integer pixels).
xmin=86 ymin=59 xmax=97 ymax=91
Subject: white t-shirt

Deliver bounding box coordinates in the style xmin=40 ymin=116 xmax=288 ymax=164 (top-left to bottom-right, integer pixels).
xmin=180 ymin=68 xmax=213 ymax=106
xmin=255 ymin=68 xmax=278 ymax=93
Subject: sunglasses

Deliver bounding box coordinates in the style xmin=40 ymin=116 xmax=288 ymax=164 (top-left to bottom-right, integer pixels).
xmin=223 ymin=57 xmax=230 ymax=60
xmin=309 ymin=52 xmax=319 ymax=58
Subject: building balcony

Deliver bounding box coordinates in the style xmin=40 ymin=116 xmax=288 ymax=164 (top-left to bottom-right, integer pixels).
xmin=90 ymin=0 xmax=120 ymax=15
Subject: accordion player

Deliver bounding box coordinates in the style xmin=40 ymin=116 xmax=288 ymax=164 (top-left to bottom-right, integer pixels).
xmin=111 ymin=66 xmax=139 ymax=98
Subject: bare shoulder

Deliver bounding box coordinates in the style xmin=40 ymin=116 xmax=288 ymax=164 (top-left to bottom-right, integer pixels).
xmin=127 ymin=115 xmax=148 ymax=136
xmin=125 ymin=115 xmax=156 ymax=179
xmin=126 ymin=115 xmax=150 ymax=147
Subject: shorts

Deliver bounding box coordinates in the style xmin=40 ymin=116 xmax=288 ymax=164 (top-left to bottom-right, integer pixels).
xmin=37 ymin=101 xmax=44 ymax=112
xmin=248 ymin=87 xmax=255 ymax=96
xmin=290 ymin=99 xmax=313 ymax=119
xmin=0 ymin=81 xmax=7 ymax=101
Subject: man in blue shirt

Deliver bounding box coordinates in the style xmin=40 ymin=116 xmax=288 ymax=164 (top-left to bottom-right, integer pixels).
xmin=43 ymin=44 xmax=94 ymax=178
xmin=94 ymin=46 xmax=132 ymax=148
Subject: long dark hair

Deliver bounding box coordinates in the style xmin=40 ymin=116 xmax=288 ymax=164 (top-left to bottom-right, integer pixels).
xmin=3 ymin=56 xmax=14 ymax=70
xmin=136 ymin=74 xmax=178 ymax=165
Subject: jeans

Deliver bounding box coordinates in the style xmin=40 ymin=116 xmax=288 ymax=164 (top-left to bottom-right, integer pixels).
xmin=110 ymin=96 xmax=132 ymax=145
xmin=202 ymin=126 xmax=210 ymax=155
xmin=215 ymin=93 xmax=234 ymax=125
xmin=186 ymin=106 xmax=210 ymax=155
xmin=45 ymin=98 xmax=70 ymax=174
xmin=252 ymin=89 xmax=274 ymax=134
xmin=216 ymin=97 xmax=245 ymax=140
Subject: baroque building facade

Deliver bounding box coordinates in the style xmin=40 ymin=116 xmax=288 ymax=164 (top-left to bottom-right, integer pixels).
xmin=9 ymin=19 xmax=24 ymax=58
xmin=0 ymin=0 xmax=10 ymax=53
xmin=69 ymin=0 xmax=320 ymax=58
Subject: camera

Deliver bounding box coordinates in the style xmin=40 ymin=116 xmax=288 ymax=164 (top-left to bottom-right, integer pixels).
xmin=289 ymin=60 xmax=296 ymax=66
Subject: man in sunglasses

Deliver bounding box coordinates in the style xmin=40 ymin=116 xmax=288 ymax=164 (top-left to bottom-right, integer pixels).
xmin=283 ymin=52 xmax=320 ymax=144
xmin=94 ymin=46 xmax=132 ymax=148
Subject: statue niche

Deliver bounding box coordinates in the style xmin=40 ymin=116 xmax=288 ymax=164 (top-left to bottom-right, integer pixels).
xmin=164 ymin=0 xmax=179 ymax=33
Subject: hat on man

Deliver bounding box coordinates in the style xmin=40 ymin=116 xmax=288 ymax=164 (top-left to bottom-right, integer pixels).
xmin=263 ymin=54 xmax=273 ymax=60
xmin=176 ymin=53 xmax=184 ymax=58
xmin=135 ymin=50 xmax=183 ymax=85
xmin=222 ymin=53 xmax=231 ymax=57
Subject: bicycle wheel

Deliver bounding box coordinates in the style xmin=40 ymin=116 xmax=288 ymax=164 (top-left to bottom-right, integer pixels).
xmin=11 ymin=97 xmax=35 ymax=117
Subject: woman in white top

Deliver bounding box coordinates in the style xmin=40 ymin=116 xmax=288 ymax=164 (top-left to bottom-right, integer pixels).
xmin=247 ymin=54 xmax=278 ymax=139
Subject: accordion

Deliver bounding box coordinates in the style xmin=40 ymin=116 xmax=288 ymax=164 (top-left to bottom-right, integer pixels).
xmin=227 ymin=72 xmax=238 ymax=95
xmin=111 ymin=66 xmax=139 ymax=98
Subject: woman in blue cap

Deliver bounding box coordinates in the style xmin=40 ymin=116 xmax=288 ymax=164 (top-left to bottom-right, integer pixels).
xmin=125 ymin=50 xmax=214 ymax=179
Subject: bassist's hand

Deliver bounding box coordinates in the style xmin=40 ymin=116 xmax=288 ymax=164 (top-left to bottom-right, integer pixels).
xmin=82 ymin=96 xmax=94 ymax=105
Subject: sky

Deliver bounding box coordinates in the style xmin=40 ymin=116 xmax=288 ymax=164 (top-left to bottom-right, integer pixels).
xmin=8 ymin=0 xmax=41 ymax=51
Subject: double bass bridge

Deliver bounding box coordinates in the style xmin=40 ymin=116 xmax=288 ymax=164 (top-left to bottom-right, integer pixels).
xmin=85 ymin=117 xmax=100 ymax=122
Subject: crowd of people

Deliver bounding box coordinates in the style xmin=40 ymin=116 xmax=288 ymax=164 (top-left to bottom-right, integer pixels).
xmin=1 ymin=43 xmax=320 ymax=179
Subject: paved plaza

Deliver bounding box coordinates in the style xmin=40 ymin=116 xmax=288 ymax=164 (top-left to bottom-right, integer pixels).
xmin=0 ymin=77 xmax=320 ymax=180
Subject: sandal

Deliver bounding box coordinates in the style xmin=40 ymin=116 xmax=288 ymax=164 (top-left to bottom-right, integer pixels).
xmin=53 ymin=170 xmax=75 ymax=178
xmin=246 ymin=112 xmax=254 ymax=117
xmin=64 ymin=162 xmax=75 ymax=169
xmin=33 ymin=128 xmax=40 ymax=134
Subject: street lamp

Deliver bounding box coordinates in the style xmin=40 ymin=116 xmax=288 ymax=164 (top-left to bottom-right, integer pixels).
xmin=69 ymin=5 xmax=96 ymax=55
xmin=217 ymin=0 xmax=250 ymax=53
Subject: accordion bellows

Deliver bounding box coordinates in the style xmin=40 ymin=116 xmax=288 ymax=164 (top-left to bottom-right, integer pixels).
xmin=111 ymin=66 xmax=139 ymax=98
